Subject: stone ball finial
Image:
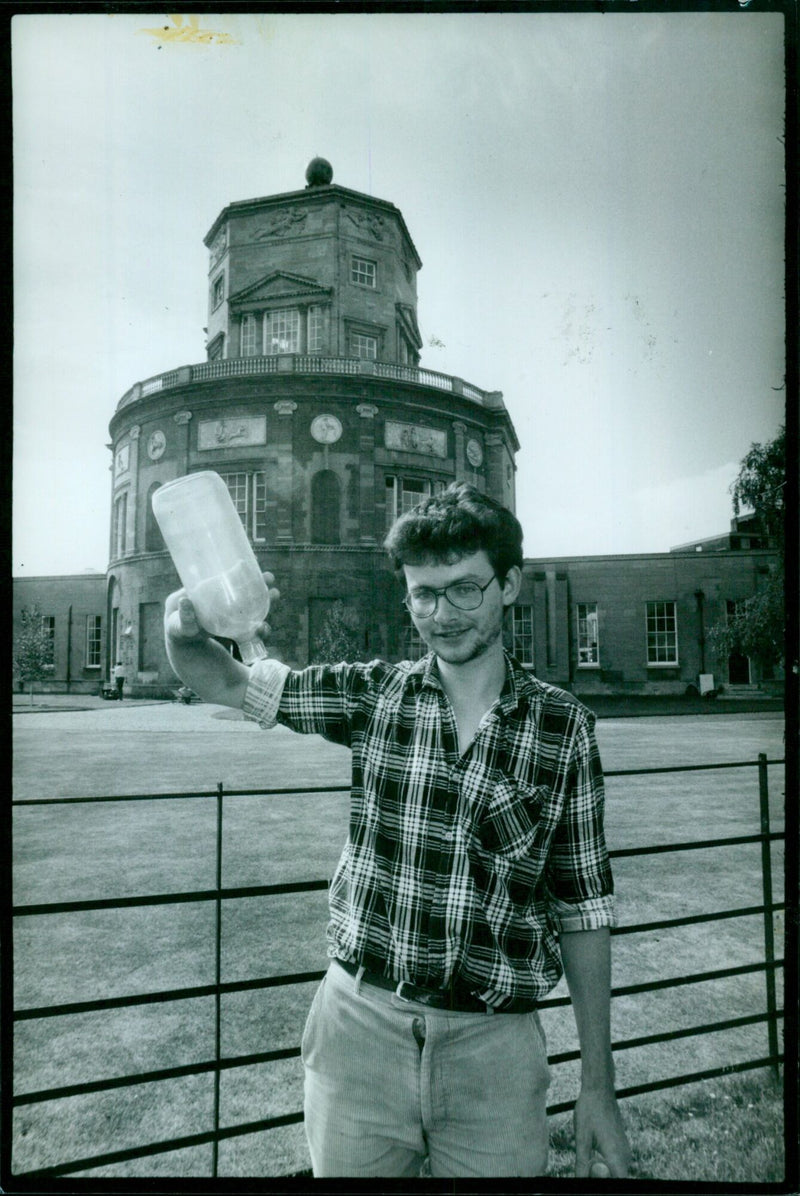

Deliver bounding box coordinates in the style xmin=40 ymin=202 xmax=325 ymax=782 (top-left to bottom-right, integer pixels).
xmin=306 ymin=157 xmax=333 ymax=187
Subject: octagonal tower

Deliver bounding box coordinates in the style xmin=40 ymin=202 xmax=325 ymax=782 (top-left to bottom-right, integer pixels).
xmin=107 ymin=161 xmax=519 ymax=693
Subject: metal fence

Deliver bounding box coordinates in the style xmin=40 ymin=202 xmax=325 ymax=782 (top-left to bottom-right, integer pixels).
xmin=10 ymin=755 xmax=785 ymax=1178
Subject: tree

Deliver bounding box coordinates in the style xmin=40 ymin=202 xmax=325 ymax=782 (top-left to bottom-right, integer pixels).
xmin=310 ymin=601 xmax=363 ymax=663
xmin=730 ymin=425 xmax=785 ymax=547
xmin=13 ymin=604 xmax=54 ymax=704
xmin=707 ymin=427 xmax=785 ymax=676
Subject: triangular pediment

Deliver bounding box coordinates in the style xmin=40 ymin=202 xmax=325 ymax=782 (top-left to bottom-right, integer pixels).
xmin=230 ymin=271 xmax=331 ymax=307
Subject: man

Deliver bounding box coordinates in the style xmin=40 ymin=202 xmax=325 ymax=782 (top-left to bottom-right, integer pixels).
xmin=113 ymin=660 xmax=126 ymax=700
xmin=164 ymin=482 xmax=630 ymax=1179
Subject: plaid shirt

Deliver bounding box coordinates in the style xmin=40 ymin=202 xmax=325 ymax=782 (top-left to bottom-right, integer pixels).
xmin=243 ymin=652 xmax=615 ymax=1006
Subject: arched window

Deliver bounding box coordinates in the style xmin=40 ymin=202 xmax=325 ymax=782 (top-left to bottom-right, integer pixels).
xmin=145 ymin=483 xmax=165 ymax=552
xmin=311 ymin=470 xmax=341 ymax=545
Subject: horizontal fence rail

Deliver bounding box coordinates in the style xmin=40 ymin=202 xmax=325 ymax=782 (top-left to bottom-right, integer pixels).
xmin=11 ymin=756 xmax=786 ymax=1178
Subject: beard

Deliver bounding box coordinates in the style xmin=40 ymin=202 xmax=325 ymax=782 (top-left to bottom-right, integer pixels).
xmin=416 ymin=613 xmax=504 ymax=665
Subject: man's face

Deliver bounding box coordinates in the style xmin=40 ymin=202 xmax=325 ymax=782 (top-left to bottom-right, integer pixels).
xmin=403 ymin=550 xmax=521 ymax=666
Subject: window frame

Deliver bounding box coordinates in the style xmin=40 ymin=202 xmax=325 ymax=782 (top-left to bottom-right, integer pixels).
xmin=576 ymin=602 xmax=600 ymax=668
xmin=512 ymin=604 xmax=534 ymax=667
xmin=402 ymin=615 xmax=427 ymax=662
xmin=646 ymin=600 xmax=679 ymax=667
xmin=211 ymin=273 xmax=225 ymax=310
xmin=350 ymin=332 xmax=377 ymax=360
xmin=240 ymin=313 xmax=258 ymax=357
xmin=41 ymin=615 xmax=55 ymax=671
xmin=264 ymin=307 xmax=301 ymax=355
xmin=217 ymin=470 xmax=270 ymax=543
xmin=113 ymin=491 xmax=128 ymax=558
xmin=351 ymin=256 xmax=377 ymax=288
xmin=85 ymin=614 xmax=102 ymax=669
xmin=385 ymin=475 xmax=446 ymax=532
xmin=307 ymin=305 xmax=324 ymax=353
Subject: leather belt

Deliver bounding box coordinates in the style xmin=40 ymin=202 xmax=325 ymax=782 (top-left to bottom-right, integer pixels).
xmin=335 ymin=958 xmax=537 ymax=1014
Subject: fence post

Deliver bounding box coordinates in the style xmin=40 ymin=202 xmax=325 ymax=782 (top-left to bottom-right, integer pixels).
xmin=758 ymin=754 xmax=779 ymax=1077
xmin=212 ymin=781 xmax=224 ymax=1176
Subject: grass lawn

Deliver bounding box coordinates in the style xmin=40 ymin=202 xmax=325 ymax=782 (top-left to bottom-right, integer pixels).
xmin=11 ymin=707 xmax=787 ymax=1180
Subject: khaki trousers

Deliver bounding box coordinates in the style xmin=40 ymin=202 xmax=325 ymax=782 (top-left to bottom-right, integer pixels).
xmin=301 ymin=959 xmax=551 ymax=1177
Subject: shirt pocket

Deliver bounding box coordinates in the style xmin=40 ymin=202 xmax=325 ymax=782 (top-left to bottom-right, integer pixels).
xmin=475 ymin=777 xmax=549 ymax=861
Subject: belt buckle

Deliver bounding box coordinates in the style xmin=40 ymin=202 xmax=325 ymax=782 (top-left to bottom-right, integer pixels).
xmin=396 ymin=981 xmax=422 ymax=1004
xmin=396 ymin=981 xmax=438 ymax=1007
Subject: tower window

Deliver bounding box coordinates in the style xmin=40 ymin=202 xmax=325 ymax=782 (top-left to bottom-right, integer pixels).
xmin=351 ymin=333 xmax=377 ymax=360
xmin=241 ymin=314 xmax=258 ymax=357
xmin=307 ymin=306 xmax=324 ymax=352
xmin=351 ymin=257 xmax=377 ymax=288
xmin=264 ymin=308 xmax=300 ymax=354
xmin=217 ymin=471 xmax=269 ymax=542
xmin=385 ymin=476 xmax=446 ymax=531
xmin=212 ymin=274 xmax=225 ymax=309
xmin=113 ymin=492 xmax=128 ymax=558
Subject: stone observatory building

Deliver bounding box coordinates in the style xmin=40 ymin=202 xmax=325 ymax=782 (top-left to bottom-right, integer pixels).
xmin=107 ymin=158 xmax=520 ymax=691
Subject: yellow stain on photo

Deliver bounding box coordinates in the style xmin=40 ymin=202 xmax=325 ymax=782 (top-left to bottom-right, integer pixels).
xmin=137 ymin=14 xmax=238 ymax=48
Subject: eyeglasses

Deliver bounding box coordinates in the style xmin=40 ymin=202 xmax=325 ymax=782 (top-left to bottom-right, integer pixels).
xmin=403 ymin=575 xmax=498 ymax=618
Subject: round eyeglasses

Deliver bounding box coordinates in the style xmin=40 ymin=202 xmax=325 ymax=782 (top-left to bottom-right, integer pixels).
xmin=403 ymin=575 xmax=498 ymax=618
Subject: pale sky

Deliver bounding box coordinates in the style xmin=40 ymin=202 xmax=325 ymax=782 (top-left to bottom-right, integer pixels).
xmin=13 ymin=10 xmax=786 ymax=575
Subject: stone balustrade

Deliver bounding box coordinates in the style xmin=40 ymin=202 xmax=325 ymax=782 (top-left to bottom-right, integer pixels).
xmin=116 ymin=355 xmax=494 ymax=411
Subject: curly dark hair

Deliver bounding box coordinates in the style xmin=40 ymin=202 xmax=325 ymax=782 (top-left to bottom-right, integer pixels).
xmin=383 ymin=482 xmax=523 ymax=580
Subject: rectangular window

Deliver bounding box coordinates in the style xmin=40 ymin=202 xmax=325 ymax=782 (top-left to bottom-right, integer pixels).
xmin=386 ymin=476 xmax=445 ymax=531
xmin=218 ymin=472 xmax=271 ymax=541
xmin=403 ymin=618 xmax=427 ymax=662
xmin=264 ymin=308 xmax=300 ymax=354
xmin=240 ymin=314 xmax=258 ymax=357
xmin=212 ymin=274 xmax=225 ymax=309
xmin=113 ymin=492 xmax=128 ymax=558
xmin=512 ymin=605 xmax=534 ymax=666
xmin=351 ymin=257 xmax=377 ymax=288
xmin=307 ymin=306 xmax=323 ymax=352
xmin=219 ymin=472 xmax=249 ymax=528
xmin=351 ymin=333 xmax=377 ymax=360
xmin=577 ymin=603 xmax=600 ymax=667
xmin=252 ymin=471 xmax=268 ymax=542
xmin=646 ymin=600 xmax=678 ymax=665
xmin=41 ymin=615 xmax=55 ymax=669
xmin=85 ymin=615 xmax=102 ymax=668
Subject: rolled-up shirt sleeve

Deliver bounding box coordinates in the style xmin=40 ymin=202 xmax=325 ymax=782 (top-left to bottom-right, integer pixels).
xmin=545 ymin=711 xmax=617 ymax=933
xmin=242 ymin=659 xmax=292 ymax=729
xmin=242 ymin=658 xmax=380 ymax=747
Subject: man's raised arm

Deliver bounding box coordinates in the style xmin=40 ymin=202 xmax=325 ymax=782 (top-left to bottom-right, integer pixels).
xmin=163 ymin=572 xmax=278 ymax=708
